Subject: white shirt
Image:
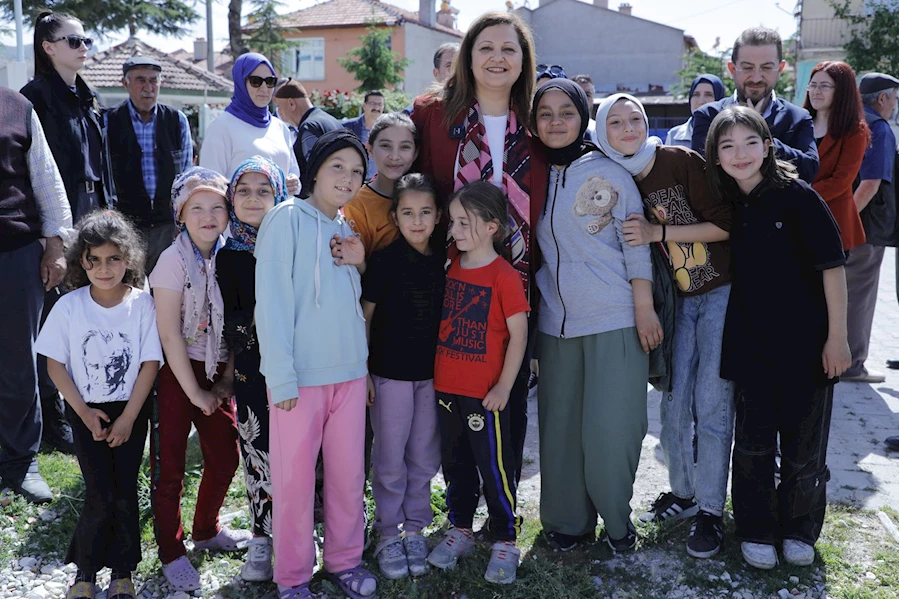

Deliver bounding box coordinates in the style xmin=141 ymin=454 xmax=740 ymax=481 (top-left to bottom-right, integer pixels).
xmin=199 ymin=112 xmax=301 ymax=182
xmin=483 ymin=114 xmax=507 ymax=186
xmin=35 ymin=287 xmax=163 ymax=404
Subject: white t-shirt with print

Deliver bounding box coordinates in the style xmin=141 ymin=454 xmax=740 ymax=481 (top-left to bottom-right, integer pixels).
xmin=35 ymin=286 xmax=164 ymax=405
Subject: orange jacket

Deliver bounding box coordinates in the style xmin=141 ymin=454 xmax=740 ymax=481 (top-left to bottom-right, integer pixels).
xmin=812 ymin=126 xmax=869 ymax=250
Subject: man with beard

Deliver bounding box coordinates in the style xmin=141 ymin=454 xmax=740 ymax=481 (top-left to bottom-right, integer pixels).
xmin=691 ymin=27 xmax=819 ymax=183
xmin=104 ymin=56 xmax=193 ymax=273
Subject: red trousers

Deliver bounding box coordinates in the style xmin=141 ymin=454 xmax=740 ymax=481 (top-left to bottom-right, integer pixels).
xmin=150 ymin=360 xmax=239 ymax=564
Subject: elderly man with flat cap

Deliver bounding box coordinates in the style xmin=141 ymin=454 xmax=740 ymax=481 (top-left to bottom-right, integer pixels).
xmin=104 ymin=55 xmax=193 ymax=272
xmin=841 ymin=73 xmax=899 ymax=385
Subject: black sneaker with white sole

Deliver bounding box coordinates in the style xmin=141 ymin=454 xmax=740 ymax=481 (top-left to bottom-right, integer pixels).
xmin=545 ymin=530 xmax=594 ymax=552
xmin=638 ymin=492 xmax=699 ymax=524
xmin=602 ymin=521 xmax=637 ymax=553
xmin=686 ymin=510 xmax=723 ymax=558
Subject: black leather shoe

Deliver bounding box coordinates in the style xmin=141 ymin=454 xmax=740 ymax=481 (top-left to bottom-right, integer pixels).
xmin=41 ymin=419 xmax=75 ymax=455
xmin=886 ymin=436 xmax=899 ymax=452
xmin=886 ymin=360 xmax=899 ymax=370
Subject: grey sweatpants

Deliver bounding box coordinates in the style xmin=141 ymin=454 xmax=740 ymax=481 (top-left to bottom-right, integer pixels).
xmin=537 ymin=328 xmax=649 ymax=540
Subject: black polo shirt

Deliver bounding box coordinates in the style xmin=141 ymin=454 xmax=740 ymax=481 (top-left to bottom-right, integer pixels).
xmin=721 ymin=178 xmax=845 ymax=388
xmin=362 ymin=237 xmax=446 ymax=381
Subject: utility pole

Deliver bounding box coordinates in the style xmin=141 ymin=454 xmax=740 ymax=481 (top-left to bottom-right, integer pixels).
xmin=14 ymin=0 xmax=24 ymax=61
xmin=207 ymin=0 xmax=215 ymax=73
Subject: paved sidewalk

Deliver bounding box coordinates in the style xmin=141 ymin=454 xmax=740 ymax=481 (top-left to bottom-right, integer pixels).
xmin=517 ymin=248 xmax=899 ymax=517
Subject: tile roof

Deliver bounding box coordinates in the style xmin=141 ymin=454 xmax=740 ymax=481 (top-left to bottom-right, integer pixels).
xmin=274 ymin=0 xmax=461 ymax=37
xmin=169 ymin=48 xmax=235 ymax=80
xmin=80 ymin=38 xmax=234 ymax=93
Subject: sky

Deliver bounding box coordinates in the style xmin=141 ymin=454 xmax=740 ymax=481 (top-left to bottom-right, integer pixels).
xmin=3 ymin=0 xmax=799 ymax=59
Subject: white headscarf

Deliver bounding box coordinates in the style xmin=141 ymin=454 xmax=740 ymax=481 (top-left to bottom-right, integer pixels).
xmin=594 ymin=93 xmax=662 ymax=176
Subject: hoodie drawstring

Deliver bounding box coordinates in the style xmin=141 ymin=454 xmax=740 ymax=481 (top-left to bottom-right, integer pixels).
xmin=314 ymin=210 xmax=322 ymax=308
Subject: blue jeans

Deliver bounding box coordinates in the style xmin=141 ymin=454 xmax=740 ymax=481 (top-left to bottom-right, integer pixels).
xmin=660 ymin=283 xmax=735 ymax=515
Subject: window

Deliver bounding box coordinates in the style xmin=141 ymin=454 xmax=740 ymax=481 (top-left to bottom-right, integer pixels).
xmin=283 ymin=38 xmax=325 ymax=81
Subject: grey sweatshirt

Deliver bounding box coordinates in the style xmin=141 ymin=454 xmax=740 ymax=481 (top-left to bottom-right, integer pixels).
xmin=535 ymin=151 xmax=653 ymax=339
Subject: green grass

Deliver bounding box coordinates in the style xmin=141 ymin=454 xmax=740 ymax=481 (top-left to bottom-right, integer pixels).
xmin=3 ymin=444 xmax=899 ymax=599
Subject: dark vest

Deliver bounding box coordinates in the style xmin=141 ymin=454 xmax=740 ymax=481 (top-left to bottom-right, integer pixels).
xmin=107 ymin=101 xmax=184 ymax=228
xmin=857 ymin=111 xmax=899 ymax=247
xmin=0 ymin=88 xmax=40 ymax=252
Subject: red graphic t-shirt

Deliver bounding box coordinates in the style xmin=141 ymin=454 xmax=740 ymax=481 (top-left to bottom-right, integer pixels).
xmin=434 ymin=255 xmax=530 ymax=399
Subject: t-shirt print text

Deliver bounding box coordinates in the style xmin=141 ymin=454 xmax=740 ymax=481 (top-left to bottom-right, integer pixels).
xmin=437 ymin=278 xmax=491 ymax=362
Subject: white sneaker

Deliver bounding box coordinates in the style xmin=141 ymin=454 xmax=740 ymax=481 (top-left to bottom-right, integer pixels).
xmin=240 ymin=536 xmax=273 ymax=581
xmin=741 ymin=542 xmax=778 ymax=569
xmin=783 ymin=539 xmax=815 ymax=566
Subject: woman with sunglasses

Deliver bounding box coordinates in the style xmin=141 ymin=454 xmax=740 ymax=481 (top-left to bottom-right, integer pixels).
xmin=411 ymin=10 xmax=548 ymax=492
xmin=200 ymin=53 xmax=300 ymax=195
xmin=21 ymin=10 xmax=104 ymax=224
xmin=21 ymin=10 xmax=105 ymax=465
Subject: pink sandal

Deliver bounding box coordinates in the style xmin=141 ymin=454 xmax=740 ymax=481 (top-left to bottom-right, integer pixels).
xmin=161 ymin=556 xmax=201 ymax=591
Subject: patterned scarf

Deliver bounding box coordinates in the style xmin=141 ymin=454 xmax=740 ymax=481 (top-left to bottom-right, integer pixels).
xmin=225 ymin=155 xmax=289 ymax=252
xmin=174 ymin=231 xmax=225 ymax=381
xmin=454 ymin=102 xmax=532 ymax=293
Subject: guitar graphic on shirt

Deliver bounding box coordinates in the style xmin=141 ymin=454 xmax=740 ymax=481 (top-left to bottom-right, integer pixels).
xmin=439 ymin=291 xmax=486 ymax=343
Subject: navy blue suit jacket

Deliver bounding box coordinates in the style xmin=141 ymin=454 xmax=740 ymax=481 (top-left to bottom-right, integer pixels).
xmin=691 ymin=96 xmax=820 ymax=183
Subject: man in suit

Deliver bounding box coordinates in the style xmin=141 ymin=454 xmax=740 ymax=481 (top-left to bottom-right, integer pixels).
xmin=691 ymin=27 xmax=819 ymax=183
xmin=343 ymin=90 xmax=384 ymax=178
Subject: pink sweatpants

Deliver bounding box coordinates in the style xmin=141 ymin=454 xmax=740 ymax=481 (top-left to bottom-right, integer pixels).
xmin=269 ymin=377 xmax=366 ymax=587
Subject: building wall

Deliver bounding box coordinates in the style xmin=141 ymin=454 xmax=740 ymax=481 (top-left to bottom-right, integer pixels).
xmin=402 ymin=23 xmax=461 ymax=97
xmin=283 ymin=25 xmax=405 ymax=94
xmin=517 ymin=0 xmax=685 ymax=93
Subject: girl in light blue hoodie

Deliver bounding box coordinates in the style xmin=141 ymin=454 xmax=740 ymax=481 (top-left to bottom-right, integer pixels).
xmin=254 ymin=130 xmax=376 ymax=599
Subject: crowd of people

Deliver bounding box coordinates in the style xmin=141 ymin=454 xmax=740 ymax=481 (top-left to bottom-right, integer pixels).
xmin=2 ymin=7 xmax=899 ymax=599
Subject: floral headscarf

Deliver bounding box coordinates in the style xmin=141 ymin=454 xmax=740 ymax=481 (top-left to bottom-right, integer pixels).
xmin=225 ymin=156 xmax=289 ymax=252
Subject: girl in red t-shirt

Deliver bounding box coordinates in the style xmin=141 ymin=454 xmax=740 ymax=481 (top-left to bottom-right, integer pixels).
xmin=428 ymin=181 xmax=530 ymax=584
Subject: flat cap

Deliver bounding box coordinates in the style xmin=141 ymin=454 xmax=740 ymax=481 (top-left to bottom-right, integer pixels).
xmin=859 ymin=72 xmax=899 ymax=95
xmin=123 ymin=55 xmax=162 ymax=76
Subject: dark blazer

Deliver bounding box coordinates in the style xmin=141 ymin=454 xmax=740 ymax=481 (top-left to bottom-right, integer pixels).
xmin=691 ymin=96 xmax=820 ymax=184
xmin=20 ymin=70 xmax=104 ymax=210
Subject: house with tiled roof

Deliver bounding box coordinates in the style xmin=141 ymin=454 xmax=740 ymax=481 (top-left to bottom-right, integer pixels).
xmin=272 ymin=0 xmax=462 ymax=97
xmin=80 ymin=38 xmax=234 ymax=108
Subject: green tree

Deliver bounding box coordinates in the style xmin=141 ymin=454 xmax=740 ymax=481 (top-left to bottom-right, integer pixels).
xmin=673 ymin=48 xmax=734 ymax=98
xmin=245 ymin=0 xmax=290 ymax=65
xmin=0 ymin=0 xmax=198 ymax=38
xmin=832 ymin=0 xmax=899 ymax=76
xmin=229 ymin=0 xmax=247 ymax=58
xmin=674 ymin=46 xmax=795 ymax=101
xmin=337 ymin=22 xmax=411 ymax=91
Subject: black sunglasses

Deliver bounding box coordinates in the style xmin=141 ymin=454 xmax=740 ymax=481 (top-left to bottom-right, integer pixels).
xmin=536 ymin=64 xmax=567 ymax=79
xmin=247 ymin=75 xmax=278 ymax=88
xmin=50 ymin=34 xmax=93 ymax=50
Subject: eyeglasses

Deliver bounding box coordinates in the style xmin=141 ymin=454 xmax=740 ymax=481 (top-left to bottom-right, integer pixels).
xmin=806 ymin=83 xmax=835 ymax=92
xmin=734 ymin=64 xmax=778 ymax=75
xmin=50 ymin=35 xmax=93 ymax=50
xmin=246 ymin=75 xmax=278 ymax=88
xmin=537 ymin=64 xmax=567 ymax=79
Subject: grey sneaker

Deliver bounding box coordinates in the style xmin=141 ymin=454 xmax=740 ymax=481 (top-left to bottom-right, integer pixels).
xmin=427 ymin=528 xmax=475 ymax=570
xmin=741 ymin=542 xmax=778 ymax=569
xmin=374 ymin=535 xmax=408 ymax=580
xmin=403 ymin=535 xmax=429 ymax=577
xmin=783 ymin=539 xmax=815 ymax=566
xmin=240 ymin=536 xmax=273 ymax=581
xmin=484 ymin=542 xmax=520 ymax=584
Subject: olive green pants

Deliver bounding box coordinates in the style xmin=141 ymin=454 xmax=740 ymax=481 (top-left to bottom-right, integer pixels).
xmin=537 ymin=328 xmax=649 ymax=540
